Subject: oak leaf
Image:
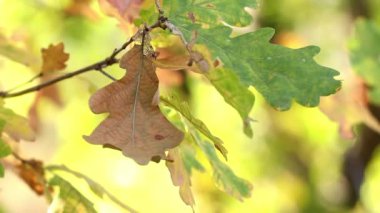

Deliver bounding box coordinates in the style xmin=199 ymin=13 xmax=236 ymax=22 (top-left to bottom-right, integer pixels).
xmin=84 ymin=45 xmax=184 ymax=165
xmin=41 ymin=43 xmax=69 ymax=73
xmin=98 ymin=0 xmax=143 ymax=24
xmin=29 ymin=43 xmax=68 ymax=131
xmin=166 ymin=147 xmax=195 ymax=208
xmin=17 ymin=159 xmax=46 ymax=195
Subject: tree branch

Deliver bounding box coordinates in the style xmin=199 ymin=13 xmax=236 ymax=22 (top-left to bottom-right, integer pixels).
xmin=155 ymin=0 xmax=164 ymax=15
xmin=0 ymin=18 xmax=168 ymax=99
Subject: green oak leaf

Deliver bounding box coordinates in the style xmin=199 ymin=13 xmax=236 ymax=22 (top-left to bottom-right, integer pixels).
xmin=197 ymin=26 xmax=341 ymax=110
xmin=180 ymin=140 xmax=205 ymax=174
xmin=206 ymin=68 xmax=255 ymax=136
xmin=164 ymin=0 xmax=257 ymax=31
xmin=349 ymin=19 xmax=380 ymax=104
xmin=161 ymin=95 xmax=228 ymax=160
xmin=48 ymin=175 xmax=97 ymax=213
xmin=163 ymin=0 xmax=340 ymax=110
xmin=188 ymin=129 xmax=252 ymax=200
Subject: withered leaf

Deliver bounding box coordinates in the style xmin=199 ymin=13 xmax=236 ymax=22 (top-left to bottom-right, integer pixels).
xmin=98 ymin=0 xmax=143 ymax=23
xmin=17 ymin=159 xmax=46 ymax=195
xmin=84 ymin=45 xmax=184 ymax=165
xmin=166 ymin=147 xmax=195 ymax=208
xmin=65 ymin=0 xmax=99 ymax=20
xmin=29 ymin=43 xmax=68 ymax=131
xmin=41 ymin=43 xmax=69 ymax=73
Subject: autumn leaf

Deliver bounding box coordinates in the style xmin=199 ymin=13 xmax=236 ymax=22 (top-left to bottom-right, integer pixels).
xmin=29 ymin=43 xmax=69 ymax=131
xmin=65 ymin=0 xmax=99 ymax=20
xmin=349 ymin=19 xmax=380 ymax=104
xmin=320 ymin=72 xmax=380 ymax=139
xmin=166 ymin=142 xmax=204 ymax=208
xmin=166 ymin=147 xmax=195 ymax=208
xmin=16 ymin=159 xmax=46 ymax=195
xmin=98 ymin=0 xmax=143 ymax=31
xmin=0 ymin=32 xmax=38 ymax=67
xmin=84 ymin=45 xmax=184 ymax=165
xmin=48 ymin=175 xmax=97 ymax=213
xmin=41 ymin=43 xmax=69 ymax=73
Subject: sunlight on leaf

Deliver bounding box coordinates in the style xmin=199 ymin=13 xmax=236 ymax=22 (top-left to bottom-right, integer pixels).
xmin=161 ymin=94 xmax=228 ymax=159
xmin=206 ymin=68 xmax=255 ymax=137
xmin=188 ymin=128 xmax=252 ymax=200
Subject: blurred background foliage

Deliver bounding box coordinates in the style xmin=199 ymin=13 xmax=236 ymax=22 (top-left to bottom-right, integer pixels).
xmin=0 ymin=0 xmax=380 ymax=212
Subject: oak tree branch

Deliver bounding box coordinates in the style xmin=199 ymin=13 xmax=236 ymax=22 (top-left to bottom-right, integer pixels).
xmin=0 ymin=18 xmax=167 ymax=99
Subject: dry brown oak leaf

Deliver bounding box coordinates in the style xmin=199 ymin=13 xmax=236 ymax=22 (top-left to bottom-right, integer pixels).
xmin=84 ymin=45 xmax=184 ymax=165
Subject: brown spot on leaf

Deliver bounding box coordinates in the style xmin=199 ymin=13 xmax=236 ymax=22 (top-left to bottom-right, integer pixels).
xmin=213 ymin=59 xmax=220 ymax=68
xmin=188 ymin=12 xmax=196 ymax=23
xmin=155 ymin=134 xmax=165 ymax=140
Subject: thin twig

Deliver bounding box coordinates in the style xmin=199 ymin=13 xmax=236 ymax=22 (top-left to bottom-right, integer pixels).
xmin=155 ymin=0 xmax=164 ymax=15
xmin=97 ymin=69 xmax=117 ymax=81
xmin=6 ymin=72 xmax=43 ymax=92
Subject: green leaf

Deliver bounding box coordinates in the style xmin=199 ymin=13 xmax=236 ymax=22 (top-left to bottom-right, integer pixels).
xmin=0 ymin=118 xmax=5 ymax=133
xmin=188 ymin=129 xmax=252 ymax=200
xmin=46 ymin=165 xmax=137 ymax=213
xmin=163 ymin=1 xmax=341 ymax=110
xmin=206 ymin=68 xmax=255 ymax=137
xmin=164 ymin=0 xmax=257 ymax=32
xmin=0 ymin=139 xmax=11 ymax=158
xmin=0 ymin=138 xmax=11 ymax=178
xmin=0 ymin=106 xmax=35 ymax=141
xmin=161 ymin=95 xmax=228 ymax=159
xmin=180 ymin=140 xmax=205 ymax=174
xmin=0 ymin=164 xmax=4 ymax=178
xmin=349 ymin=19 xmax=380 ymax=104
xmin=48 ymin=175 xmax=97 ymax=213
xmin=197 ymin=27 xmax=341 ymax=110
